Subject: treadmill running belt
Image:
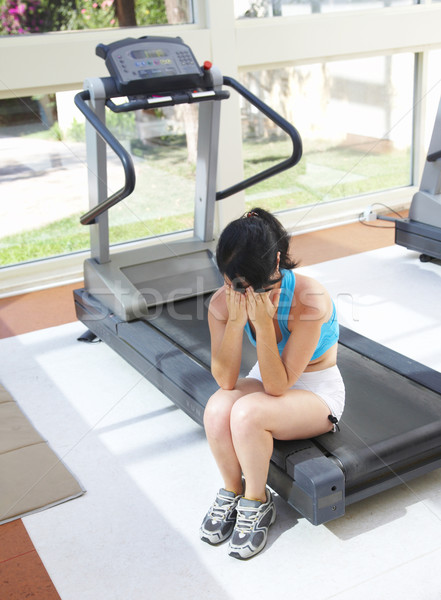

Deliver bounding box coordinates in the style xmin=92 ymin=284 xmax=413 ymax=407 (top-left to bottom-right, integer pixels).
xmin=317 ymin=344 xmax=441 ymax=494
xmin=146 ymin=294 xmax=257 ymax=374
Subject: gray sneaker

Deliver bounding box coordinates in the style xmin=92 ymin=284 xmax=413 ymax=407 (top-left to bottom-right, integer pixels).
xmin=199 ymin=488 xmax=242 ymax=545
xmin=228 ymin=488 xmax=276 ymax=560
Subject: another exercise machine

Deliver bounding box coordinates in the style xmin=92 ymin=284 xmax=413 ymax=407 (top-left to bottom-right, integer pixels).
xmin=394 ymin=94 xmax=441 ymax=261
xmin=75 ymin=35 xmax=441 ymax=526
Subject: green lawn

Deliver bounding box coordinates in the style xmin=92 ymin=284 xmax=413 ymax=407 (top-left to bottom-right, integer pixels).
xmin=0 ymin=135 xmax=410 ymax=266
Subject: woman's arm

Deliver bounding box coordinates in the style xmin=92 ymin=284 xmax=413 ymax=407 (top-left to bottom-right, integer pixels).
xmin=208 ymin=287 xmax=248 ymax=390
xmin=247 ymin=284 xmax=327 ymax=396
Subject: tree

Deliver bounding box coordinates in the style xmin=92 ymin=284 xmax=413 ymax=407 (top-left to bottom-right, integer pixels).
xmin=115 ymin=0 xmax=137 ymax=26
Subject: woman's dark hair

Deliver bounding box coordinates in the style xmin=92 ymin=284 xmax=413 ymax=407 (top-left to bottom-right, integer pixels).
xmin=216 ymin=207 xmax=298 ymax=290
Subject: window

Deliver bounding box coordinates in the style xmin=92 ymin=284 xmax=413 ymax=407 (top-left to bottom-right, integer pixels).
xmin=239 ymin=53 xmax=414 ymax=213
xmin=106 ymin=103 xmax=197 ymax=247
xmin=0 ymin=92 xmax=89 ymax=266
xmin=0 ymin=53 xmax=416 ymax=267
xmin=0 ymin=92 xmax=198 ymax=266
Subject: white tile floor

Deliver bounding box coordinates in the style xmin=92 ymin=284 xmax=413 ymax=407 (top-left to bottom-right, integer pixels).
xmin=1 ymin=245 xmax=441 ymax=600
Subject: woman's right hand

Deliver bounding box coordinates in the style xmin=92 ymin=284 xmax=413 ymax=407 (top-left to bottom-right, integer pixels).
xmin=225 ymin=285 xmax=248 ymax=328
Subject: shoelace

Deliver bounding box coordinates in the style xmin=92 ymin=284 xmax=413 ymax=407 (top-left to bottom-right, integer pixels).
xmin=209 ymin=495 xmax=237 ymax=521
xmin=235 ymin=505 xmax=260 ymax=532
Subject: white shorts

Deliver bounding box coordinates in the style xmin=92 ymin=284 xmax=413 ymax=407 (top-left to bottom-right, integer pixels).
xmin=247 ymin=363 xmax=345 ymax=424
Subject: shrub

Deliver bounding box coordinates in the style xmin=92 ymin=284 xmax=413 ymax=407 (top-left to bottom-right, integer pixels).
xmin=0 ymin=0 xmax=45 ymax=34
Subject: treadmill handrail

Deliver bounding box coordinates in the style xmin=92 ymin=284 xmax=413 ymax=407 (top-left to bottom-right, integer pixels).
xmin=105 ymin=89 xmax=230 ymax=113
xmin=75 ymin=74 xmax=302 ymax=223
xmin=427 ymin=149 xmax=441 ymax=162
xmin=74 ymin=89 xmax=136 ymax=226
xmin=215 ymin=76 xmax=303 ymax=201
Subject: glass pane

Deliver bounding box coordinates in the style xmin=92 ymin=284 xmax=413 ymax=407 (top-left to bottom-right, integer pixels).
xmin=0 ymin=92 xmax=89 ymax=266
xmin=0 ymin=91 xmax=197 ymax=267
xmin=235 ymin=0 xmax=413 ymax=18
xmin=106 ymin=103 xmax=197 ymax=245
xmin=0 ymin=0 xmax=193 ymax=35
xmin=239 ymin=54 xmax=414 ymax=213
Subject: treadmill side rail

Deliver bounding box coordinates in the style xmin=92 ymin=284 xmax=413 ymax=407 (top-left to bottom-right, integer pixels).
xmin=269 ymin=440 xmax=345 ymax=525
xmin=292 ymin=457 xmax=345 ymax=525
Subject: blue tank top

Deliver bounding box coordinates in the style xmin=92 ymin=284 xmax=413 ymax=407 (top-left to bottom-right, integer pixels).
xmin=244 ymin=269 xmax=339 ymax=361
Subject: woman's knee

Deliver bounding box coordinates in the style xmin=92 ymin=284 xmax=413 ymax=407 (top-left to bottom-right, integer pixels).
xmin=230 ymin=393 xmax=265 ymax=438
xmin=203 ymin=388 xmax=236 ymax=437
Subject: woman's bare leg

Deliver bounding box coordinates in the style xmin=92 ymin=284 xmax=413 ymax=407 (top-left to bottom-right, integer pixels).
xmin=203 ymin=378 xmax=263 ymax=494
xmin=230 ymin=389 xmax=333 ymax=502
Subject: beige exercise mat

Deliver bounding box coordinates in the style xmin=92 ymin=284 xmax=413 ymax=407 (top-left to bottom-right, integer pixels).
xmin=0 ymin=383 xmax=85 ymax=525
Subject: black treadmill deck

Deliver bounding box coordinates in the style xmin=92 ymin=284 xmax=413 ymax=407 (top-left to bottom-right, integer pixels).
xmin=396 ymin=218 xmax=441 ymax=261
xmin=74 ymin=288 xmax=441 ymax=519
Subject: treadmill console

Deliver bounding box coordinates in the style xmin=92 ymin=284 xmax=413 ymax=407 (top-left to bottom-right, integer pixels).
xmin=96 ymin=36 xmax=207 ymax=96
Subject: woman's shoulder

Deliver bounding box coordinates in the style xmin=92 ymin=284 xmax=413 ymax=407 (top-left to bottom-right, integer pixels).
xmin=294 ymin=272 xmax=326 ymax=292
xmin=210 ymin=286 xmax=226 ymax=303
xmin=292 ymin=273 xmax=331 ymax=321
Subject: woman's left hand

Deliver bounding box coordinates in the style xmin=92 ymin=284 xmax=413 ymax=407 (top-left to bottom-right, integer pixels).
xmin=246 ymin=287 xmax=280 ymax=329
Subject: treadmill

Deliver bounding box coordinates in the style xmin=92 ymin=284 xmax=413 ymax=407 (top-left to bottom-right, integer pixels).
xmin=395 ymin=92 xmax=441 ymax=261
xmin=74 ymin=35 xmax=441 ymax=526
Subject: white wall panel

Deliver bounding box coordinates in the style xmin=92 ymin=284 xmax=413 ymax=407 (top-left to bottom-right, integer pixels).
xmin=0 ymin=26 xmax=210 ymax=98
xmin=235 ymin=6 xmax=441 ymax=69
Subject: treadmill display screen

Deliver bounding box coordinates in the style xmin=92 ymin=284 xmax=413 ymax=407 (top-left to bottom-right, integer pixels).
xmin=131 ymin=49 xmax=168 ymax=59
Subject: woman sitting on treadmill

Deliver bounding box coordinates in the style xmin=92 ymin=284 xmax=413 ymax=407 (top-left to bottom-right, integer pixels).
xmin=199 ymin=207 xmax=345 ymax=560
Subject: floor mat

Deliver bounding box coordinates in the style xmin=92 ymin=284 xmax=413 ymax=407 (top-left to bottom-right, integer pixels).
xmin=0 ymin=383 xmax=85 ymax=525
xmin=0 ymin=248 xmax=440 ymax=599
